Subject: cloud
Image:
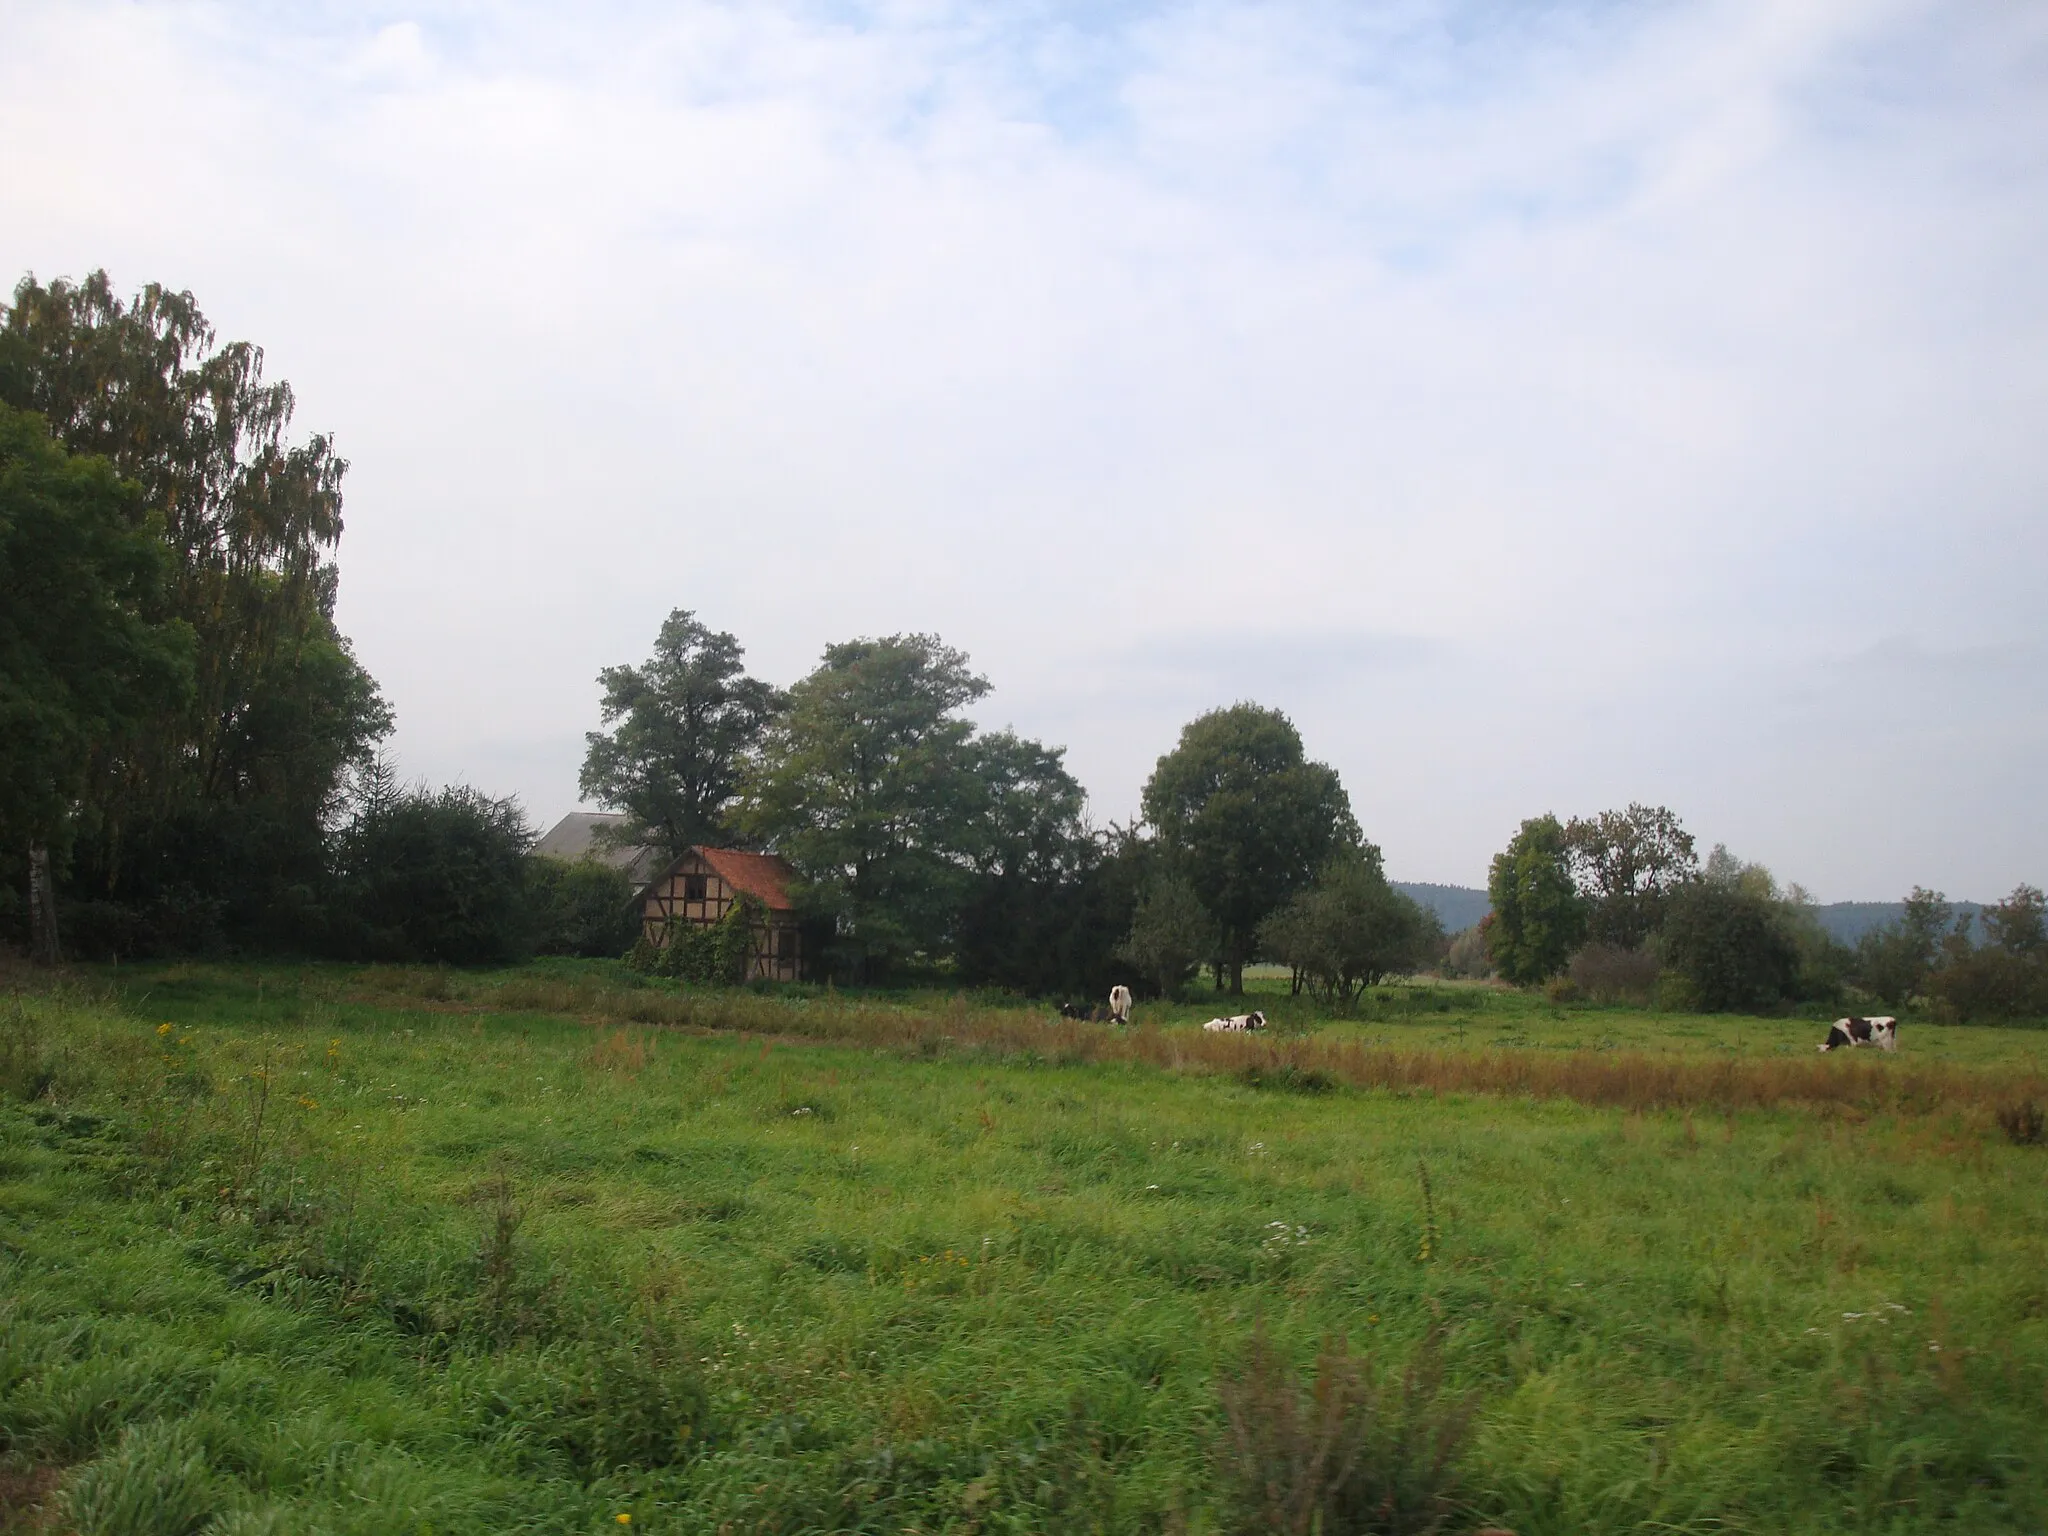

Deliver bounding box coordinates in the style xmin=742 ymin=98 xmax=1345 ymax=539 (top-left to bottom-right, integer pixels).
xmin=2 ymin=0 xmax=2044 ymax=898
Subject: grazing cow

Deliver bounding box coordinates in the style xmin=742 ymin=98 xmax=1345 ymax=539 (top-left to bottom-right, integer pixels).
xmin=1202 ymin=1011 xmax=1268 ymax=1033
xmin=1108 ymin=985 xmax=1134 ymax=1025
xmin=1819 ymin=1016 xmax=1898 ymax=1053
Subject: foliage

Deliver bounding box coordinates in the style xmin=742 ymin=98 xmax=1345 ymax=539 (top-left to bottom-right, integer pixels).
xmin=643 ymin=894 xmax=761 ymax=984
xmin=1929 ymin=885 xmax=2048 ymax=1023
xmin=579 ymin=609 xmax=784 ymax=862
xmin=528 ymin=856 xmax=640 ymax=958
xmin=1660 ymin=876 xmax=1801 ymax=1013
xmin=1216 ymin=1328 xmax=1473 ymax=1536
xmin=741 ymin=634 xmax=1081 ymax=982
xmin=1565 ymin=943 xmax=1660 ymax=1005
xmin=1485 ymin=815 xmax=1585 ymax=984
xmin=1141 ymin=704 xmax=1359 ymax=993
xmin=1259 ymin=851 xmax=1439 ymax=1008
xmin=0 ymin=404 xmax=194 ymax=958
xmin=327 ymin=768 xmax=537 ymax=964
xmin=1853 ymin=886 xmax=1962 ymax=1007
xmin=1438 ymin=925 xmax=1491 ymax=980
xmin=1563 ymin=804 xmax=1697 ymax=949
xmin=0 ymin=271 xmax=390 ymax=950
xmin=1117 ymin=872 xmax=1218 ymax=998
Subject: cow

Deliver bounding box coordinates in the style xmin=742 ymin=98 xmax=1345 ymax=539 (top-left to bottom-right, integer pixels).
xmin=1819 ymin=1016 xmax=1898 ymax=1053
xmin=1202 ymin=1011 xmax=1268 ymax=1033
xmin=1108 ymin=985 xmax=1134 ymax=1025
xmin=1057 ymin=1002 xmax=1090 ymax=1021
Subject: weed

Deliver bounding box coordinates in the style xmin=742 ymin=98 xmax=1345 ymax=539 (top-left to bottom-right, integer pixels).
xmin=1216 ymin=1327 xmax=1477 ymax=1536
xmin=1995 ymin=1099 xmax=2044 ymax=1146
xmin=60 ymin=1421 xmax=219 ymax=1536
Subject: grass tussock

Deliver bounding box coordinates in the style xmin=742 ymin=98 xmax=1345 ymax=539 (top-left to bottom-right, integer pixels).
xmin=1995 ymin=1099 xmax=2044 ymax=1146
xmin=1217 ymin=1327 xmax=1476 ymax=1536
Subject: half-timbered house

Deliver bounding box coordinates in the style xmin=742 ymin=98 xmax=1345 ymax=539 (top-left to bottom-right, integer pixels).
xmin=637 ymin=846 xmax=805 ymax=983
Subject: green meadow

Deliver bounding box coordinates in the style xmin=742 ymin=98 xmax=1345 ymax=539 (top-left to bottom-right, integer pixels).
xmin=2 ymin=964 xmax=2045 ymax=1534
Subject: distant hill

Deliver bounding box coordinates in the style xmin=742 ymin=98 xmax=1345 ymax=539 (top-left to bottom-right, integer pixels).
xmin=1393 ymin=882 xmax=1491 ymax=934
xmin=1389 ymin=885 xmax=1988 ymax=948
xmin=1809 ymin=901 xmax=1985 ymax=947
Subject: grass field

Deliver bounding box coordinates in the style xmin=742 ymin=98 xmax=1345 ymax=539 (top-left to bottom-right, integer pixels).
xmin=2 ymin=962 xmax=2045 ymax=1533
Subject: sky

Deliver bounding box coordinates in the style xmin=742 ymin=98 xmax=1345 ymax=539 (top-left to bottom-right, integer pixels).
xmin=5 ymin=0 xmax=2046 ymax=900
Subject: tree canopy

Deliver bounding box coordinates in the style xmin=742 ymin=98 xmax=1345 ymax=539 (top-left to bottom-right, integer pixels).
xmin=739 ymin=633 xmax=1083 ymax=981
xmin=1258 ymin=848 xmax=1437 ymax=1007
xmin=1485 ymin=814 xmax=1585 ymax=984
xmin=0 ymin=271 xmax=388 ymax=949
xmin=580 ymin=609 xmax=784 ymax=861
xmin=0 ymin=404 xmax=195 ymax=958
xmin=1564 ymin=803 xmax=1697 ymax=949
xmin=1140 ymin=704 xmax=1358 ymax=993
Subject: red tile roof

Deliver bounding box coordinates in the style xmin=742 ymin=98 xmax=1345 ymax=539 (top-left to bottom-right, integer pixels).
xmin=693 ymin=847 xmax=798 ymax=911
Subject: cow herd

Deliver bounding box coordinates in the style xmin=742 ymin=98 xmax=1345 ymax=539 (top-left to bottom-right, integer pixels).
xmin=1054 ymin=992 xmax=1903 ymax=1055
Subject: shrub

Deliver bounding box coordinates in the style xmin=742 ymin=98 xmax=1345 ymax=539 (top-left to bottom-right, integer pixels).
xmin=1216 ymin=1327 xmax=1476 ymax=1536
xmin=652 ymin=895 xmax=760 ymax=985
xmin=1439 ymin=925 xmax=1491 ymax=980
xmin=1566 ymin=943 xmax=1660 ymax=1006
xmin=527 ymin=856 xmax=639 ymax=958
xmin=328 ymin=779 xmax=536 ymax=964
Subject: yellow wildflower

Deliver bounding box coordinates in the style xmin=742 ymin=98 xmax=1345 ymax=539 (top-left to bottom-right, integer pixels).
xmin=615 ymin=1516 xmax=632 ymax=1526
xmin=157 ymin=1022 xmax=174 ymax=1037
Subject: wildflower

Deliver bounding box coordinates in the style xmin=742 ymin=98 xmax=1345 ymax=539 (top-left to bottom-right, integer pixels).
xmin=157 ymin=1023 xmax=174 ymax=1037
xmin=297 ymin=1095 xmax=319 ymax=1110
xmin=616 ymin=1516 xmax=632 ymax=1526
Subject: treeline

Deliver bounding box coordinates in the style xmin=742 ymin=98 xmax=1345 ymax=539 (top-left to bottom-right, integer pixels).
xmin=578 ymin=611 xmax=1438 ymax=997
xmin=0 ymin=270 xmax=1434 ymax=989
xmin=1478 ymin=805 xmax=2047 ymax=1021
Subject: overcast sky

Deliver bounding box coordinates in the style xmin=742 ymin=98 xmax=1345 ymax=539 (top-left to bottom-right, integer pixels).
xmin=6 ymin=0 xmax=2046 ymax=899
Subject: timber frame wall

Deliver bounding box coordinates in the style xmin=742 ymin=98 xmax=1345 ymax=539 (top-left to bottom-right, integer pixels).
xmin=640 ymin=850 xmax=802 ymax=983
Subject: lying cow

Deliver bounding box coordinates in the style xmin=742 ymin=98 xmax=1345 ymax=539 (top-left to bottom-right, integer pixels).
xmin=1057 ymin=1002 xmax=1100 ymax=1022
xmin=1108 ymin=985 xmax=1133 ymax=1025
xmin=1819 ymin=1016 xmax=1897 ymax=1053
xmin=1203 ymin=1011 xmax=1268 ymax=1033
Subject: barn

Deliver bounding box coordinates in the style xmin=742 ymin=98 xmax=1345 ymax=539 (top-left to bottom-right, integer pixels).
xmin=636 ymin=845 xmax=805 ymax=983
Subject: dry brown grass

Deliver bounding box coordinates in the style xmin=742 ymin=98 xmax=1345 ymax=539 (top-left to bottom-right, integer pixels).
xmin=438 ymin=975 xmax=2048 ymax=1121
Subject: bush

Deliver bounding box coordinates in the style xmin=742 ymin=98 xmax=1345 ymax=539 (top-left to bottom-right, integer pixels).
xmin=527 ymin=856 xmax=639 ymax=958
xmin=644 ymin=896 xmax=759 ymax=984
xmin=1996 ymin=1100 xmax=2044 ymax=1147
xmin=328 ymin=781 xmax=535 ymax=964
xmin=1216 ymin=1327 xmax=1476 ymax=1536
xmin=1438 ymin=925 xmax=1491 ymax=980
xmin=1566 ymin=943 xmax=1659 ymax=1005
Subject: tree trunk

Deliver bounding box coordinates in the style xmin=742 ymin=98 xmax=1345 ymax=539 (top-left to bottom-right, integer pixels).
xmin=28 ymin=842 xmax=62 ymax=966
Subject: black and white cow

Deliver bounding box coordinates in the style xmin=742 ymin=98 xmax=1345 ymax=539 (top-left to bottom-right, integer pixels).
xmin=1818 ymin=1016 xmax=1897 ymax=1053
xmin=1202 ymin=1011 xmax=1267 ymax=1033
xmin=1108 ymin=985 xmax=1134 ymax=1025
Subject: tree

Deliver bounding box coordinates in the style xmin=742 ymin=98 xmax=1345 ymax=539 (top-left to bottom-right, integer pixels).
xmin=580 ymin=610 xmax=784 ymax=861
xmin=1117 ymin=873 xmax=1217 ymax=999
xmin=1485 ymin=815 xmax=1585 ymax=985
xmin=0 ymin=271 xmax=389 ymax=948
xmin=1661 ymin=878 xmax=1800 ymax=1013
xmin=1852 ymin=886 xmax=1955 ymax=1007
xmin=0 ymin=404 xmax=193 ymax=961
xmin=1563 ymin=803 xmax=1696 ymax=949
xmin=1981 ymin=884 xmax=2045 ymax=957
xmin=528 ymin=855 xmax=640 ymax=958
xmin=1258 ymin=850 xmax=1438 ymax=1008
xmin=1141 ymin=705 xmax=1358 ymax=993
xmin=737 ymin=634 xmax=991 ymax=980
xmin=328 ymin=772 xmax=536 ymax=964
xmin=951 ymin=733 xmax=1107 ymax=996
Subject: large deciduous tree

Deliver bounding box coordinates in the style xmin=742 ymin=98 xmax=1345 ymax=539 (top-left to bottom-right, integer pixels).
xmin=1485 ymin=814 xmax=1585 ymax=984
xmin=1563 ymin=803 xmax=1697 ymax=949
xmin=0 ymin=271 xmax=389 ymax=950
xmin=0 ymin=405 xmax=193 ymax=960
xmin=736 ymin=634 xmax=995 ymax=980
xmin=1140 ymin=704 xmax=1358 ymax=993
xmin=580 ymin=609 xmax=785 ymax=861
